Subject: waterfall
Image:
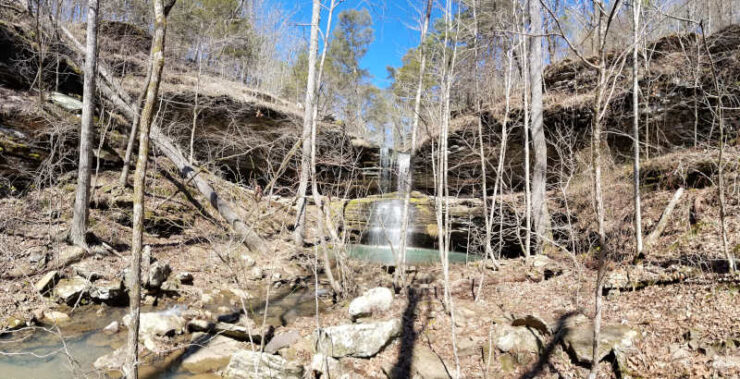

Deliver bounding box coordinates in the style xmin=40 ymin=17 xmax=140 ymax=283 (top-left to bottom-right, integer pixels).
xmin=365 ymin=150 xmax=414 ymax=251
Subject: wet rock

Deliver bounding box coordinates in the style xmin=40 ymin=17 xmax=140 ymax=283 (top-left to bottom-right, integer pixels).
xmin=53 ymin=277 xmax=89 ymax=305
xmin=176 ymin=272 xmax=193 ymax=285
xmin=94 ymin=346 xmax=125 ymax=372
xmin=348 ymin=287 xmax=393 ymax=320
xmin=563 ymin=322 xmax=638 ymax=364
xmin=265 ymin=330 xmax=301 ymax=354
xmin=103 ymin=321 xmax=119 ymax=335
xmin=313 ymin=319 xmax=401 ymax=358
xmin=181 ymin=335 xmax=247 ymax=374
xmin=3 ymin=315 xmax=26 ymax=331
xmin=223 ymin=350 xmax=303 ymax=379
xmin=34 ymin=270 xmax=60 ymax=295
xmin=43 ymin=310 xmax=70 ymax=323
xmin=90 ymin=279 xmax=125 ymax=303
xmin=123 ymin=311 xmax=185 ymax=337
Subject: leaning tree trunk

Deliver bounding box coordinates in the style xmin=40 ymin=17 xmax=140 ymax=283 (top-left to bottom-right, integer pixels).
xmin=529 ymin=0 xmax=550 ymax=255
xmin=69 ymin=0 xmax=99 ymax=247
xmin=123 ymin=0 xmax=176 ymax=377
xmin=53 ymin=12 xmax=266 ymax=255
xmin=292 ymin=0 xmax=321 ymax=247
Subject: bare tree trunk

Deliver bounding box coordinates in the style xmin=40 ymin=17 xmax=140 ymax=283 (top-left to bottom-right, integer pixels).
xmin=529 ymin=0 xmax=549 ymax=255
xmin=123 ymin=0 xmax=176 ymax=377
xmin=293 ymin=0 xmax=321 ymax=247
xmin=522 ymin=30 xmax=531 ymax=259
xmin=69 ymin=0 xmax=99 ymax=248
xmin=118 ymin=69 xmax=151 ymax=187
xmin=189 ymin=38 xmax=202 ymax=164
xmin=700 ymin=22 xmax=735 ymax=273
xmin=632 ymin=0 xmax=644 ymax=260
xmin=396 ymin=0 xmax=432 ymax=289
xmin=308 ymin=0 xmax=345 ymax=296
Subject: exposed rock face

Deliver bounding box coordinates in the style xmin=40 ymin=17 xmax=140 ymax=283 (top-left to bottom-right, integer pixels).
xmin=222 ymin=350 xmax=303 ymax=379
xmin=313 ymin=319 xmax=401 ymax=358
xmin=52 ymin=277 xmax=89 ymax=305
xmin=181 ymin=335 xmax=247 ymax=374
xmin=348 ymin=287 xmax=393 ymax=320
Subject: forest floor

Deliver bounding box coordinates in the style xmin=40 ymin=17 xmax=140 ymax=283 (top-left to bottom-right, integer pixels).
xmin=1 ymin=149 xmax=739 ymax=378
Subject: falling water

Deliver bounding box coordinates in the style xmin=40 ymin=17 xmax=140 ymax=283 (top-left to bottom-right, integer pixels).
xmin=365 ymin=150 xmax=413 ymax=252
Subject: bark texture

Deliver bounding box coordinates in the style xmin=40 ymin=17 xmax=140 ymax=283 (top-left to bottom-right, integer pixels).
xmin=123 ymin=0 xmax=176 ymax=377
xmin=69 ymin=0 xmax=99 ymax=247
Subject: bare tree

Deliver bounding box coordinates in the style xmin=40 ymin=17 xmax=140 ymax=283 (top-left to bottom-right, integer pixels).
xmin=293 ymin=0 xmax=321 ymax=246
xmin=123 ymin=0 xmax=177 ymax=377
xmin=529 ymin=0 xmax=549 ymax=255
xmin=632 ymin=0 xmax=644 ymax=260
xmin=69 ymin=0 xmax=99 ymax=247
xmin=396 ymin=0 xmax=433 ymax=289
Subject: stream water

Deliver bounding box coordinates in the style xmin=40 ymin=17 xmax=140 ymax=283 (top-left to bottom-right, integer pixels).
xmin=0 ymin=287 xmax=321 ymax=379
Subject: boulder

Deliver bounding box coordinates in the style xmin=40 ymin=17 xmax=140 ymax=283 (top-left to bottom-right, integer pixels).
xmin=383 ymin=344 xmax=450 ymax=379
xmin=563 ymin=322 xmax=638 ymax=364
xmin=58 ymin=245 xmax=86 ymax=264
xmin=181 ymin=335 xmax=247 ymax=374
xmin=313 ymin=319 xmax=401 ymax=358
xmin=176 ymin=272 xmax=194 ymax=284
xmin=49 ymin=92 xmax=83 ymax=112
xmin=214 ymin=319 xmax=271 ymax=344
xmin=310 ymin=353 xmax=346 ymax=378
xmin=94 ymin=346 xmax=125 ymax=372
xmin=34 ymin=270 xmax=60 ymax=294
xmin=52 ymin=277 xmax=89 ymax=305
xmin=2 ymin=316 xmax=25 ymax=331
xmin=222 ymin=350 xmax=303 ymax=379
xmin=348 ymin=287 xmax=393 ymax=320
xmin=123 ymin=311 xmax=185 ymax=337
xmin=102 ymin=321 xmax=119 ymax=335
xmin=490 ymin=323 xmax=543 ymax=355
xmin=147 ymin=261 xmax=171 ymax=289
xmin=71 ymin=262 xmax=102 ymax=281
xmin=265 ymin=330 xmax=301 ymax=354
xmin=90 ymin=279 xmax=125 ymax=303
xmin=42 ymin=310 xmax=70 ymax=323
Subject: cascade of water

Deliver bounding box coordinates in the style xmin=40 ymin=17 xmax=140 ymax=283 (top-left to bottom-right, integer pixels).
xmin=365 ymin=150 xmax=414 ymax=251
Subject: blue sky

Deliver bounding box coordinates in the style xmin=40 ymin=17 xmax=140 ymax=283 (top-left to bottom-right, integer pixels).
xmin=286 ymin=1 xmax=429 ymax=89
